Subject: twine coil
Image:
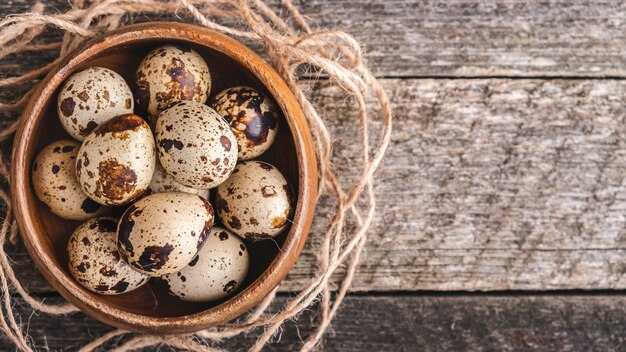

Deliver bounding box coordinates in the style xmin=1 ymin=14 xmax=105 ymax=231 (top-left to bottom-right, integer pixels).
xmin=0 ymin=0 xmax=392 ymax=350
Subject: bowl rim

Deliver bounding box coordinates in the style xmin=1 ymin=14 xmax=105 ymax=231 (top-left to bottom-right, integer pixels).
xmin=10 ymin=22 xmax=317 ymax=334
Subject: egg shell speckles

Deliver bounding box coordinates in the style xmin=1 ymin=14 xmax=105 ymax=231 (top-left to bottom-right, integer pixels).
xmin=155 ymin=101 xmax=238 ymax=189
xmin=116 ymin=192 xmax=215 ymax=276
xmin=32 ymin=140 xmax=107 ymax=220
xmin=215 ymin=161 xmax=292 ymax=240
xmin=146 ymin=162 xmax=210 ymax=199
xmin=163 ymin=227 xmax=249 ymax=302
xmin=67 ymin=217 xmax=149 ymax=295
xmin=76 ymin=114 xmax=155 ymax=206
xmin=135 ymin=45 xmax=211 ymax=120
xmin=57 ymin=67 xmax=134 ymax=141
xmin=209 ymin=86 xmax=279 ymax=160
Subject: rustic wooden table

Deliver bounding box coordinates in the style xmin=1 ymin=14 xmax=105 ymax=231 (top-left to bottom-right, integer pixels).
xmin=3 ymin=0 xmax=626 ymax=350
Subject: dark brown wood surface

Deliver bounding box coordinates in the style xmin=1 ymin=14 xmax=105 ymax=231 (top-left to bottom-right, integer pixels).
xmin=7 ymin=293 xmax=626 ymax=351
xmin=4 ymin=1 xmax=626 ymax=78
xmin=2 ymin=0 xmax=626 ymax=350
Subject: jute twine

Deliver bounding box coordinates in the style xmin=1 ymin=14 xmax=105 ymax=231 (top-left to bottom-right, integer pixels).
xmin=0 ymin=0 xmax=392 ymax=350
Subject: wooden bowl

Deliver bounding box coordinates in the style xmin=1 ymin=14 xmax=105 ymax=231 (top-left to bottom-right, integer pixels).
xmin=10 ymin=22 xmax=317 ymax=334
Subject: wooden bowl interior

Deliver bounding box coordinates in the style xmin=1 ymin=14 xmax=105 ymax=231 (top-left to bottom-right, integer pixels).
xmin=28 ymin=39 xmax=299 ymax=318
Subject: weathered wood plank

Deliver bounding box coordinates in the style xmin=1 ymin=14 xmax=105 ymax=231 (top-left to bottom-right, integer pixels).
xmin=2 ymin=294 xmax=626 ymax=351
xmin=8 ymin=78 xmax=626 ymax=292
xmin=3 ymin=0 xmax=626 ymax=77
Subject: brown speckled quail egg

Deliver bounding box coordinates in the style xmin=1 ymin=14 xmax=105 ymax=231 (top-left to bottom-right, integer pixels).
xmin=146 ymin=162 xmax=210 ymax=199
xmin=116 ymin=192 xmax=214 ymax=276
xmin=57 ymin=67 xmax=134 ymax=141
xmin=76 ymin=114 xmax=155 ymax=206
xmin=216 ymin=161 xmax=292 ymax=240
xmin=163 ymin=227 xmax=249 ymax=302
xmin=68 ymin=217 xmax=149 ymax=295
xmin=209 ymin=86 xmax=279 ymax=160
xmin=155 ymin=101 xmax=237 ymax=189
xmin=32 ymin=140 xmax=107 ymax=220
xmin=135 ymin=44 xmax=211 ymax=121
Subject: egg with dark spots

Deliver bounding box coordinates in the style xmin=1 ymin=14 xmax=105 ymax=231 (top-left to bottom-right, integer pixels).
xmin=155 ymin=101 xmax=237 ymax=189
xmin=216 ymin=161 xmax=292 ymax=240
xmin=135 ymin=45 xmax=211 ymax=121
xmin=76 ymin=114 xmax=155 ymax=206
xmin=163 ymin=227 xmax=248 ymax=302
xmin=32 ymin=140 xmax=108 ymax=220
xmin=116 ymin=192 xmax=214 ymax=276
xmin=57 ymin=67 xmax=134 ymax=141
xmin=67 ymin=217 xmax=149 ymax=295
xmin=209 ymin=86 xmax=279 ymax=160
xmin=146 ymin=162 xmax=210 ymax=199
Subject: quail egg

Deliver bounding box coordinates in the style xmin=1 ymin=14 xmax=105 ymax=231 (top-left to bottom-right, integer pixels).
xmin=163 ymin=227 xmax=249 ymax=302
xmin=76 ymin=114 xmax=155 ymax=206
xmin=209 ymin=86 xmax=279 ymax=160
xmin=155 ymin=101 xmax=237 ymax=189
xmin=146 ymin=162 xmax=210 ymax=199
xmin=57 ymin=67 xmax=134 ymax=141
xmin=32 ymin=140 xmax=107 ymax=220
xmin=135 ymin=44 xmax=211 ymax=120
xmin=67 ymin=217 xmax=149 ymax=295
xmin=117 ymin=192 xmax=214 ymax=276
xmin=216 ymin=161 xmax=292 ymax=240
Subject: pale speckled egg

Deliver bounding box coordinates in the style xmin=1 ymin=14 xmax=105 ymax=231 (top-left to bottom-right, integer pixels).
xmin=135 ymin=45 xmax=211 ymax=121
xmin=155 ymin=101 xmax=238 ymax=189
xmin=215 ymin=161 xmax=292 ymax=240
xmin=209 ymin=86 xmax=279 ymax=160
xmin=146 ymin=162 xmax=210 ymax=199
xmin=163 ymin=227 xmax=248 ymax=302
xmin=116 ymin=192 xmax=214 ymax=276
xmin=32 ymin=140 xmax=107 ymax=220
xmin=57 ymin=67 xmax=134 ymax=141
xmin=68 ymin=217 xmax=149 ymax=295
xmin=76 ymin=114 xmax=155 ymax=206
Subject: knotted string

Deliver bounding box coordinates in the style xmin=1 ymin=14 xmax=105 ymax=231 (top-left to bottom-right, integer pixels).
xmin=0 ymin=0 xmax=392 ymax=350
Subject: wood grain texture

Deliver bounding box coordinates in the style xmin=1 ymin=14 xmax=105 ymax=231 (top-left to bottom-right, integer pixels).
xmin=2 ymin=294 xmax=626 ymax=351
xmin=300 ymin=78 xmax=626 ymax=291
xmin=7 ymin=78 xmax=626 ymax=292
xmin=4 ymin=0 xmax=626 ymax=77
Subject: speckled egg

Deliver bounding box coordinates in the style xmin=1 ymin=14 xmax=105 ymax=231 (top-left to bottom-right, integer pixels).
xmin=68 ymin=217 xmax=149 ymax=295
xmin=209 ymin=86 xmax=279 ymax=160
xmin=146 ymin=162 xmax=210 ymax=199
xmin=116 ymin=192 xmax=214 ymax=276
xmin=135 ymin=45 xmax=211 ymax=120
xmin=163 ymin=227 xmax=248 ymax=302
xmin=57 ymin=67 xmax=134 ymax=141
xmin=215 ymin=161 xmax=292 ymax=240
xmin=155 ymin=101 xmax=237 ymax=189
xmin=76 ymin=114 xmax=155 ymax=206
xmin=32 ymin=140 xmax=107 ymax=220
